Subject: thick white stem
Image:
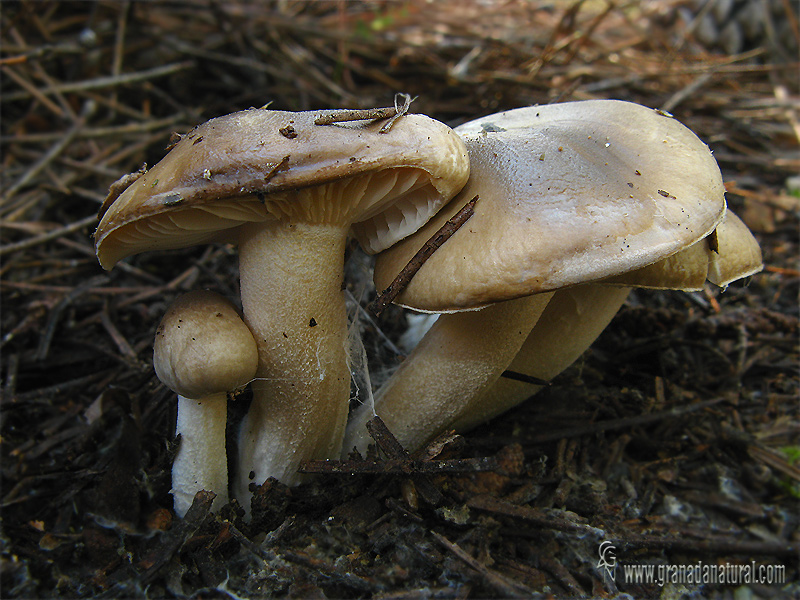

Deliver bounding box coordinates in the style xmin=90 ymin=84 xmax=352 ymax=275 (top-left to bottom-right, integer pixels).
xmin=172 ymin=393 xmax=228 ymax=518
xmin=234 ymin=221 xmax=350 ymax=507
xmin=450 ymin=284 xmax=631 ymax=432
xmin=343 ymin=293 xmax=553 ymax=456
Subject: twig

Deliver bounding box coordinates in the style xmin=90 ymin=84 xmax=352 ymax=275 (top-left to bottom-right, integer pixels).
xmin=2 ymin=372 xmax=113 ymax=407
xmin=467 ymin=495 xmax=605 ymax=537
xmin=365 ymin=414 xmax=409 ymax=458
xmin=660 ymin=72 xmax=714 ymax=114
xmin=530 ymin=552 xmax=586 ymax=597
xmin=379 ymin=93 xmax=414 ymax=133
xmin=226 ymin=523 xmax=278 ymax=563
xmin=0 ymin=280 xmax=160 ymax=294
xmin=138 ymin=491 xmax=215 ymax=585
xmin=315 ymin=106 xmax=397 ymax=125
xmin=2 ymin=101 xmax=95 ymax=202
xmin=525 ymin=396 xmax=730 ymax=444
xmin=431 ymin=531 xmax=538 ymax=599
xmin=34 ymin=274 xmax=110 ymax=361
xmin=500 ymin=370 xmax=550 ymax=386
xmin=100 ymin=305 xmax=141 ymax=365
xmin=613 ymin=534 xmax=800 ymax=558
xmin=300 ymin=417 xmax=469 ymax=506
xmin=1 ymin=61 xmax=195 ymax=103
xmin=299 ymin=457 xmax=498 ymax=475
xmin=366 ymin=416 xmax=444 ymax=506
xmin=748 ymin=444 xmax=800 ymax=481
xmin=1 ymin=115 xmax=186 ymax=144
xmin=281 ymin=551 xmax=375 ymax=593
xmin=314 ymin=93 xmax=413 ymax=130
xmin=1 ymin=65 xmax=66 ymax=117
xmin=369 ymin=195 xmax=478 ymax=316
xmin=0 ymin=215 xmax=97 ymax=257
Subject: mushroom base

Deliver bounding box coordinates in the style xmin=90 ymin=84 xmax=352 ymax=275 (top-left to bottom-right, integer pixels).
xmin=343 ymin=293 xmax=553 ymax=456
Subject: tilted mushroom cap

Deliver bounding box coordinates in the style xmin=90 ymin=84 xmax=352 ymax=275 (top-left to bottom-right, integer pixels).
xmin=707 ymin=210 xmax=763 ymax=287
xmin=154 ymin=290 xmax=259 ymax=400
xmin=95 ymin=107 xmax=469 ymax=268
xmin=603 ymin=209 xmax=763 ymax=290
xmin=374 ymin=100 xmax=727 ymax=312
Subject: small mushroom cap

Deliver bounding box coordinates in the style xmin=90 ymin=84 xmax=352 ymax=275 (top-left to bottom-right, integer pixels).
xmin=153 ymin=290 xmax=259 ymax=400
xmin=374 ymin=100 xmax=726 ymax=312
xmin=603 ymin=209 xmax=762 ymax=290
xmin=707 ymin=210 xmax=763 ymax=287
xmin=95 ymin=108 xmax=469 ymax=268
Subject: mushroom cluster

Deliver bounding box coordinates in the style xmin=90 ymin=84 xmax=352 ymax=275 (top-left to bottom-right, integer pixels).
xmin=95 ymin=99 xmax=761 ymax=518
xmin=344 ymin=100 xmax=762 ymax=455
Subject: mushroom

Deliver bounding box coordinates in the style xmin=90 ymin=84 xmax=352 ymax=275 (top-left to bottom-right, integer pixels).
xmin=94 ymin=105 xmax=469 ymax=509
xmin=153 ymin=290 xmax=258 ymax=517
xmin=343 ymin=99 xmax=732 ymax=455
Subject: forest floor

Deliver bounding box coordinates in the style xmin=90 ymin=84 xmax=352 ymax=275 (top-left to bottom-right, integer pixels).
xmin=1 ymin=1 xmax=798 ymax=598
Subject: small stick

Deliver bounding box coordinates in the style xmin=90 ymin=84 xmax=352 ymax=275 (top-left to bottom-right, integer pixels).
xmin=468 ymin=495 xmax=605 ymax=536
xmin=262 ymin=154 xmax=290 ymax=183
xmin=369 ymin=195 xmax=478 ymax=316
xmin=526 ymin=396 xmax=730 ymax=444
xmin=299 ymin=457 xmax=498 ymax=475
xmin=365 ymin=416 xmax=444 ymax=506
xmin=365 ymin=414 xmax=408 ymax=458
xmin=0 ymin=214 xmax=97 ymax=257
xmin=500 ymin=370 xmax=550 ymax=386
xmin=1 ymin=65 xmax=65 ymax=118
xmin=1 ymin=61 xmax=195 ymax=103
xmin=3 ymin=101 xmax=95 ymax=201
xmin=314 ymin=93 xmax=414 ymax=133
xmin=378 ymin=92 xmax=414 ymax=133
xmin=1 ymin=115 xmax=183 ymax=144
xmin=431 ymin=531 xmax=536 ymax=599
xmin=139 ymin=490 xmax=215 ymax=585
xmin=314 ymin=106 xmax=398 ymax=126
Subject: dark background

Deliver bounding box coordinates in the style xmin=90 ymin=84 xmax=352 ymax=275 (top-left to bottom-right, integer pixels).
xmin=2 ymin=1 xmax=798 ymax=598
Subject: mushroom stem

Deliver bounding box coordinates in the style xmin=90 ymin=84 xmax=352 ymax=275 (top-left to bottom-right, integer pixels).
xmin=172 ymin=393 xmax=229 ymax=517
xmin=450 ymin=284 xmax=631 ymax=433
xmin=343 ymin=293 xmax=553 ymax=456
xmin=235 ymin=220 xmax=350 ymax=502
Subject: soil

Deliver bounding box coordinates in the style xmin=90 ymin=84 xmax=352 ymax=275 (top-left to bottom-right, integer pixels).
xmin=2 ymin=2 xmax=798 ymax=599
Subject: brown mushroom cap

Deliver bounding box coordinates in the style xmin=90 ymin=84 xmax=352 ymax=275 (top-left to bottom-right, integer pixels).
xmin=374 ymin=100 xmax=726 ymax=312
xmin=95 ymin=107 xmax=469 ymax=268
xmin=153 ymin=290 xmax=258 ymax=400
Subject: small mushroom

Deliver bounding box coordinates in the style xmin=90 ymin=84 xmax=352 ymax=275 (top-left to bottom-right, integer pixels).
xmin=95 ymin=106 xmax=469 ymax=511
xmin=153 ymin=290 xmax=258 ymax=517
xmin=344 ymin=99 xmax=733 ymax=454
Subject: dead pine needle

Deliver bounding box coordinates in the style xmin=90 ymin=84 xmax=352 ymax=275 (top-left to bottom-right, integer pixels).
xmin=369 ymin=194 xmax=478 ymax=316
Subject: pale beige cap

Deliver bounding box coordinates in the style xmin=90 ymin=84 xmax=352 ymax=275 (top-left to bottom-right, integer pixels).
xmin=374 ymin=100 xmax=727 ymax=312
xmin=604 ymin=209 xmax=762 ymax=290
xmin=153 ymin=290 xmax=259 ymax=400
xmin=96 ymin=108 xmax=469 ymax=268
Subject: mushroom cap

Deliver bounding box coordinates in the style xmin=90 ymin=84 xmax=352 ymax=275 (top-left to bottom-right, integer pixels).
xmin=603 ymin=209 xmax=762 ymax=290
xmin=153 ymin=290 xmax=259 ymax=400
xmin=374 ymin=100 xmax=727 ymax=312
xmin=95 ymin=108 xmax=469 ymax=268
xmin=707 ymin=210 xmax=763 ymax=287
